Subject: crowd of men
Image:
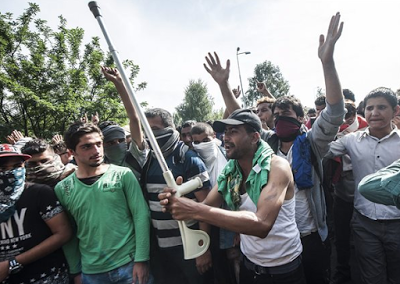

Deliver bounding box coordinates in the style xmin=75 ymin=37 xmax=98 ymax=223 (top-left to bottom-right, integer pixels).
xmin=0 ymin=12 xmax=400 ymax=284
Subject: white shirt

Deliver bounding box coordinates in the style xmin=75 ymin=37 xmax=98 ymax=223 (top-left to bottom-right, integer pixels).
xmin=327 ymin=127 xmax=400 ymax=220
xmin=277 ymin=147 xmax=317 ymax=234
xmin=239 ymin=193 xmax=302 ymax=267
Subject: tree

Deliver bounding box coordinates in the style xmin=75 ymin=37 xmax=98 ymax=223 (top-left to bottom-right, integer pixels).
xmin=175 ymin=79 xmax=215 ymax=123
xmin=0 ymin=3 xmax=146 ymax=141
xmin=243 ymin=61 xmax=290 ymax=107
xmin=315 ymin=86 xmax=326 ymax=98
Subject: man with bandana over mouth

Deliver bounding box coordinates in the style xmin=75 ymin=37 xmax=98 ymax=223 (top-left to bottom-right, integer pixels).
xmin=21 ymin=139 xmax=76 ymax=188
xmin=101 ymin=66 xmax=212 ymax=284
xmin=0 ymin=144 xmax=71 ymax=283
xmin=98 ymin=121 xmax=142 ymax=180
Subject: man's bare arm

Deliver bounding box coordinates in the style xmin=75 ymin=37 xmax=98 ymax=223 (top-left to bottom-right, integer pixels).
xmin=160 ymin=156 xmax=293 ymax=238
xmin=10 ymin=212 xmax=71 ymax=267
xmin=318 ymin=12 xmax=344 ymax=106
xmin=204 ymin=52 xmax=241 ymax=115
xmin=101 ymin=67 xmax=145 ymax=149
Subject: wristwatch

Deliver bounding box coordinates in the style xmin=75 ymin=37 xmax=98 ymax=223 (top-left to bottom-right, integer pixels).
xmin=8 ymin=257 xmax=23 ymax=274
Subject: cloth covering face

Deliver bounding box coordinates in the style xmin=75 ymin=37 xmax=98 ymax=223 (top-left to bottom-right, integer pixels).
xmin=193 ymin=139 xmax=226 ymax=186
xmin=26 ymin=154 xmax=65 ymax=186
xmin=146 ymin=127 xmax=180 ymax=158
xmin=0 ymin=167 xmax=26 ymax=222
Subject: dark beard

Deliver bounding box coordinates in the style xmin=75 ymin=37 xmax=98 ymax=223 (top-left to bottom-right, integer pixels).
xmin=89 ymin=157 xmax=104 ymax=167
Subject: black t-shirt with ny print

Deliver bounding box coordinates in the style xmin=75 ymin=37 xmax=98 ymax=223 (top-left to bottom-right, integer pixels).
xmin=0 ymin=183 xmax=69 ymax=284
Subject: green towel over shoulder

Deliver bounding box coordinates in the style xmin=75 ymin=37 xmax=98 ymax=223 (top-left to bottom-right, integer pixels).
xmin=217 ymin=140 xmax=274 ymax=210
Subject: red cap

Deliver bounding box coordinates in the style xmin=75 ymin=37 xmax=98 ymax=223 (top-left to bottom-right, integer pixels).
xmin=0 ymin=144 xmax=31 ymax=160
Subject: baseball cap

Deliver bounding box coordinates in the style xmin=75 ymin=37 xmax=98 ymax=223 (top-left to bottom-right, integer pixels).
xmin=0 ymin=144 xmax=31 ymax=160
xmin=213 ymin=108 xmax=262 ymax=133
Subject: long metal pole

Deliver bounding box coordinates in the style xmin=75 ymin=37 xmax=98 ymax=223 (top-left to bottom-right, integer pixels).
xmin=88 ymin=2 xmax=209 ymax=260
xmin=236 ymin=47 xmax=244 ymax=97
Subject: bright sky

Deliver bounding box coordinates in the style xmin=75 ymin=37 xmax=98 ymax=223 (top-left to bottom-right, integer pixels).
xmin=3 ymin=0 xmax=400 ymax=115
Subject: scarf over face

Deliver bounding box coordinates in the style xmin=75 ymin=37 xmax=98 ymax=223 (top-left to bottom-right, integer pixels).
xmin=0 ymin=167 xmax=26 ymax=222
xmin=193 ymin=139 xmax=227 ymax=186
xmin=26 ymin=154 xmax=65 ymax=187
xmin=146 ymin=127 xmax=180 ymax=158
xmin=275 ymin=116 xmax=302 ymax=142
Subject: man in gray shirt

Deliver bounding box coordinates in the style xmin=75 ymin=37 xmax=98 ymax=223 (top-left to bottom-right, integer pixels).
xmin=326 ymin=87 xmax=400 ymax=284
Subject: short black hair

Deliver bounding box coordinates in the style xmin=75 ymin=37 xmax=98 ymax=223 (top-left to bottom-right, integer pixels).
xmin=272 ymin=95 xmax=304 ymax=118
xmin=191 ymin=122 xmax=214 ymax=136
xmin=314 ymin=95 xmax=326 ymax=107
xmin=307 ymin=108 xmax=316 ymax=115
xmin=363 ymin=87 xmax=397 ymax=110
xmin=98 ymin=121 xmax=118 ymax=130
xmin=181 ymin=120 xmax=197 ymax=129
xmin=343 ymin=89 xmax=356 ymax=102
xmin=145 ymin=108 xmax=175 ymax=129
xmin=64 ymin=122 xmax=103 ymax=151
xmin=22 ymin=139 xmax=52 ymax=155
xmin=344 ymin=101 xmax=357 ymax=119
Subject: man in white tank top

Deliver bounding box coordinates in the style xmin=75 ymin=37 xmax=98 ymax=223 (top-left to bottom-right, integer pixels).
xmin=160 ymin=108 xmax=306 ymax=284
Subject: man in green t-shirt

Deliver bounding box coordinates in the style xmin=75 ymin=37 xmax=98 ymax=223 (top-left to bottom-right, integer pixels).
xmin=55 ymin=122 xmax=151 ymax=284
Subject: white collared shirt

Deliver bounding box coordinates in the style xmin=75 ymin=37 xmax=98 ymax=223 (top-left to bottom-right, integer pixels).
xmin=326 ymin=127 xmax=400 ymax=220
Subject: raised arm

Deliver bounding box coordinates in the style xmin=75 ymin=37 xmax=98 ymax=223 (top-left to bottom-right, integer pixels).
xmin=204 ymin=52 xmax=241 ymax=115
xmin=256 ymin=81 xmax=275 ymax=99
xmin=101 ymin=67 xmax=144 ymax=149
xmin=318 ymin=12 xmax=344 ymax=106
xmin=223 ymin=86 xmax=241 ymax=119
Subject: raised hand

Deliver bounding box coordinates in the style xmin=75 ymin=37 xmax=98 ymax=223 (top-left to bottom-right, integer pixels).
xmin=232 ymin=85 xmax=241 ymax=98
xmin=52 ymin=134 xmax=64 ymax=144
xmin=318 ymin=12 xmax=344 ymax=65
xmin=203 ymin=52 xmax=230 ymax=85
xmin=257 ymin=80 xmax=268 ymax=93
xmin=7 ymin=130 xmax=24 ymax=144
xmin=91 ymin=112 xmax=100 ymax=125
xmin=80 ymin=113 xmax=88 ymax=123
xmin=101 ymin=66 xmax=122 ymax=84
xmin=256 ymin=80 xmax=275 ymax=99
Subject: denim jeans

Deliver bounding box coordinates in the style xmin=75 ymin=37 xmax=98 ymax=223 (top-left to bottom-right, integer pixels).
xmin=82 ymin=261 xmax=153 ymax=284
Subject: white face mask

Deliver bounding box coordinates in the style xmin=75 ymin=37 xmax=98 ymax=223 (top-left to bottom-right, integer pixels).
xmin=193 ymin=140 xmax=220 ymax=167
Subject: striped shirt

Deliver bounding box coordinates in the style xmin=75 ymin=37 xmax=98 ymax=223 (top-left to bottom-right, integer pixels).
xmin=145 ymin=142 xmax=211 ymax=248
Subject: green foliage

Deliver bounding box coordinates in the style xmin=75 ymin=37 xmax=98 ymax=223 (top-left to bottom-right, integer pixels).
xmin=175 ymin=79 xmax=215 ymax=123
xmin=173 ymin=112 xmax=182 ymax=129
xmin=315 ymin=86 xmax=325 ymax=98
xmin=243 ymin=61 xmax=290 ymax=107
xmin=209 ymin=107 xmax=224 ymax=122
xmin=0 ymin=3 xmax=146 ymax=141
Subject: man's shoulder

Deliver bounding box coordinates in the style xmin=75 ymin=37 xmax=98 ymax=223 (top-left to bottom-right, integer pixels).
xmin=24 ymin=182 xmax=53 ymax=195
xmin=107 ymin=163 xmax=131 ymax=173
xmin=55 ymin=171 xmax=75 ymax=188
xmin=105 ymin=164 xmax=137 ymax=182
